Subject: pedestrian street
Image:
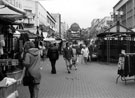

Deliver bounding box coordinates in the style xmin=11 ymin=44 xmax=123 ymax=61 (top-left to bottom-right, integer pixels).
xmin=18 ymin=55 xmax=135 ymax=98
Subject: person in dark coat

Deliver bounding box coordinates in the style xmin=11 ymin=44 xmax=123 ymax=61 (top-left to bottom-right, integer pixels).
xmin=47 ymin=42 xmax=59 ymax=74
xmin=63 ymin=42 xmax=73 ymax=73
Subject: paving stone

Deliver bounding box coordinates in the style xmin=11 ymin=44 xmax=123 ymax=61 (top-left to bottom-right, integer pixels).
xmin=18 ymin=56 xmax=135 ymax=98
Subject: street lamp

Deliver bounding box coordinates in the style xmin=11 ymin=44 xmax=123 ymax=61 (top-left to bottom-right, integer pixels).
xmin=110 ymin=11 xmax=123 ymax=23
xmin=105 ymin=11 xmax=124 ymax=63
xmin=110 ymin=11 xmax=123 ymax=32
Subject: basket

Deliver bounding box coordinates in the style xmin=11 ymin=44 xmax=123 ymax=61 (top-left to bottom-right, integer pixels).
xmin=6 ymin=70 xmax=23 ymax=80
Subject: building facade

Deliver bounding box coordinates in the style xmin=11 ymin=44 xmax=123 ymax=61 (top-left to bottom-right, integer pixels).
xmin=97 ymin=17 xmax=113 ymax=34
xmin=90 ymin=16 xmax=113 ymax=37
xmin=113 ymin=0 xmax=135 ymax=30
xmin=90 ymin=19 xmax=101 ymax=37
xmin=23 ymin=0 xmax=56 ymax=36
xmin=61 ymin=22 xmax=68 ymax=39
xmin=51 ymin=13 xmax=61 ymax=38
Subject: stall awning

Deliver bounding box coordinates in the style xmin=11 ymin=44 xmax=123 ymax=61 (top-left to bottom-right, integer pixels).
xmin=0 ymin=7 xmax=26 ymax=22
xmin=18 ymin=30 xmax=38 ymax=39
xmin=0 ymin=1 xmax=26 ymax=23
xmin=0 ymin=0 xmax=25 ymax=15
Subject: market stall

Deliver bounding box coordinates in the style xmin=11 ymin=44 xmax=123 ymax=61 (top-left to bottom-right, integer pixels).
xmin=97 ymin=22 xmax=135 ymax=84
xmin=97 ymin=22 xmax=135 ymax=63
xmin=0 ymin=22 xmax=24 ymax=98
xmin=0 ymin=1 xmax=26 ymax=97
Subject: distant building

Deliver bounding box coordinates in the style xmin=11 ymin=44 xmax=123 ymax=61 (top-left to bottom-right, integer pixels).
xmin=68 ymin=23 xmax=81 ymax=41
xmin=61 ymin=22 xmax=69 ymax=39
xmin=90 ymin=19 xmax=101 ymax=37
xmin=90 ymin=17 xmax=113 ymax=37
xmin=91 ymin=19 xmax=101 ymax=27
xmin=97 ymin=17 xmax=113 ymax=34
xmin=51 ymin=13 xmax=61 ymax=38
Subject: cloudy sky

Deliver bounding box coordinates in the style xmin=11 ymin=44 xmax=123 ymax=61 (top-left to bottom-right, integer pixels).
xmin=39 ymin=0 xmax=120 ymax=28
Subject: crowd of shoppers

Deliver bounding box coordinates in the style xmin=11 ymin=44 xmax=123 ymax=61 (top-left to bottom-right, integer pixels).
xmin=17 ymin=39 xmax=93 ymax=98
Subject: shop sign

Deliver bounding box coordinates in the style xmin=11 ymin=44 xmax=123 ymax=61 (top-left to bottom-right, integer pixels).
xmin=71 ymin=33 xmax=80 ymax=37
xmin=70 ymin=33 xmax=80 ymax=40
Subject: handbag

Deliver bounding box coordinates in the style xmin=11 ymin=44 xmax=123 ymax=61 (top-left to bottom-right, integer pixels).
xmin=23 ymin=69 xmax=34 ymax=86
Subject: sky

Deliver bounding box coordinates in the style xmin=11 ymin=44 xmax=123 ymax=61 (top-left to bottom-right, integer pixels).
xmin=39 ymin=0 xmax=120 ymax=28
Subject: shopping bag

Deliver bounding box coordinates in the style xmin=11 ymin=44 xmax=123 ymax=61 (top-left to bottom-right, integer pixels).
xmin=22 ymin=69 xmax=34 ymax=86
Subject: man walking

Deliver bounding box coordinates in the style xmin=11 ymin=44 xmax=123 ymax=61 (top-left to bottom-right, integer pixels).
xmin=63 ymin=42 xmax=73 ymax=73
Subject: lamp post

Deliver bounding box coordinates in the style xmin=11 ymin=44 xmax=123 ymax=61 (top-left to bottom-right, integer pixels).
xmin=106 ymin=11 xmax=124 ymax=63
xmin=110 ymin=11 xmax=124 ymax=32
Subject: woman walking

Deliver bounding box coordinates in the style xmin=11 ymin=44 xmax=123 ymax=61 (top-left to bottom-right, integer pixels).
xmin=81 ymin=45 xmax=89 ymax=64
xmin=22 ymin=41 xmax=41 ymax=98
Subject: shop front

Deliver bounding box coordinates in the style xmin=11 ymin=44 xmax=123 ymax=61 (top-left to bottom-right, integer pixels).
xmin=0 ymin=1 xmax=26 ymax=98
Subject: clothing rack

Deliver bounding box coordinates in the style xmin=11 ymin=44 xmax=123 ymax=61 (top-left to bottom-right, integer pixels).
xmin=116 ymin=53 xmax=135 ymax=84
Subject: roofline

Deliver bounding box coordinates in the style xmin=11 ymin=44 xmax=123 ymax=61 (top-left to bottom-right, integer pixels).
xmin=34 ymin=1 xmax=56 ymax=23
xmin=113 ymin=0 xmax=122 ymax=9
xmin=47 ymin=11 xmax=56 ymax=22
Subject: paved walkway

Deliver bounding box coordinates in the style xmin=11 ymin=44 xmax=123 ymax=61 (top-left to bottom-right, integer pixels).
xmin=18 ymin=56 xmax=135 ymax=98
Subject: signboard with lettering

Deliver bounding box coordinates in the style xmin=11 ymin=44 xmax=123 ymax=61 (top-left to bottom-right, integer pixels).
xmin=70 ymin=33 xmax=80 ymax=40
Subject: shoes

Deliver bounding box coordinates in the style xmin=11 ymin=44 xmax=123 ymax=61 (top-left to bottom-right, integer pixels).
xmin=51 ymin=71 xmax=56 ymax=74
xmin=51 ymin=72 xmax=56 ymax=74
xmin=68 ymin=70 xmax=71 ymax=74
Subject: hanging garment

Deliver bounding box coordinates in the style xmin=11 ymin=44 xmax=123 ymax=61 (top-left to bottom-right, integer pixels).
xmin=117 ymin=54 xmax=125 ymax=76
xmin=124 ymin=55 xmax=129 ymax=77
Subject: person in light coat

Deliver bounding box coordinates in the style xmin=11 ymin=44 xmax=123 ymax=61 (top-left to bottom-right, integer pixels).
xmin=23 ymin=41 xmax=41 ymax=98
xmin=81 ymin=45 xmax=89 ymax=64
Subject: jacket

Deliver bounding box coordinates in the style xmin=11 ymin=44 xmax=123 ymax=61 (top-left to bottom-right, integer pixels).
xmin=23 ymin=48 xmax=41 ymax=83
xmin=47 ymin=46 xmax=59 ymax=60
xmin=63 ymin=47 xmax=73 ymax=60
